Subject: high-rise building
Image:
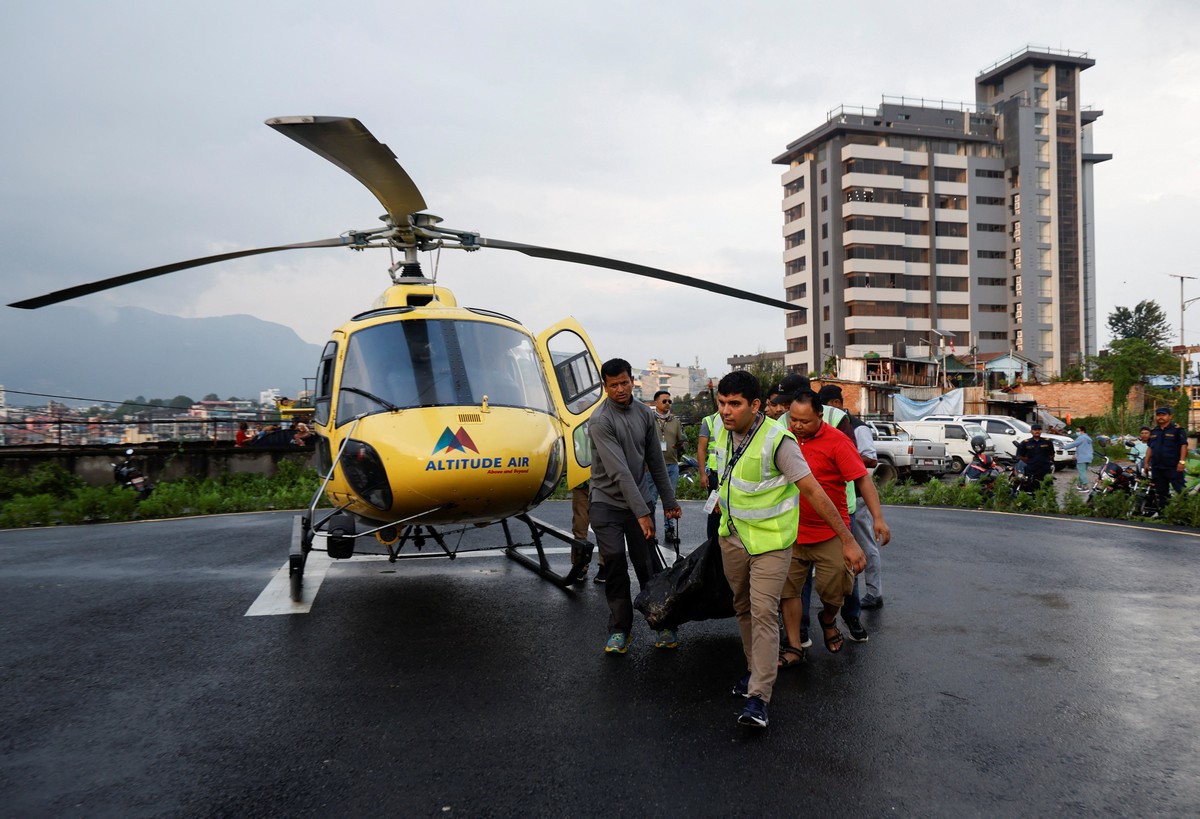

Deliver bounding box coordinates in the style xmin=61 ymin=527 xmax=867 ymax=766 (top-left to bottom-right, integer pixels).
xmin=775 ymin=46 xmax=1109 ymax=378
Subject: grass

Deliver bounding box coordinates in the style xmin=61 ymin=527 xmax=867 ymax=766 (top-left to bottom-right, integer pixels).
xmin=0 ymin=460 xmax=325 ymax=528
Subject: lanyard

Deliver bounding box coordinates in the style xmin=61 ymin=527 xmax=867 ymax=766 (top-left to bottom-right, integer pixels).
xmin=721 ymin=413 xmax=763 ymax=486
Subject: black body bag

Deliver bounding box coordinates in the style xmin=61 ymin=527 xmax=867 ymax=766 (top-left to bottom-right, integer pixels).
xmin=634 ymin=536 xmax=735 ymax=629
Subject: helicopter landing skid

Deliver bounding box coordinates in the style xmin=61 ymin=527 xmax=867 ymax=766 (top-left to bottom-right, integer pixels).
xmin=501 ymin=513 xmax=593 ymax=590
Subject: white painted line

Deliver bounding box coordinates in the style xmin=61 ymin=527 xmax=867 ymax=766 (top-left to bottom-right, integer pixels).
xmin=245 ymin=549 xmax=332 ymax=616
xmin=245 ymin=542 xmax=578 ymax=616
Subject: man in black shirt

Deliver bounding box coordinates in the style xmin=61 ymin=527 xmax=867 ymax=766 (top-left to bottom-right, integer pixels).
xmin=1015 ymin=423 xmax=1056 ymax=489
xmin=1147 ymin=406 xmax=1189 ymax=501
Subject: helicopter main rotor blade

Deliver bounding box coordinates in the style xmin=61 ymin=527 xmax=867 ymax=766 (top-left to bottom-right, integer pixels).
xmin=474 ymin=237 xmax=799 ymax=312
xmin=266 ymin=116 xmax=427 ymax=223
xmin=8 ymin=237 xmax=350 ymax=309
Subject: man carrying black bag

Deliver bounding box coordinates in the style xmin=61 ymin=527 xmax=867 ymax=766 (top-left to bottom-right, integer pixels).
xmin=710 ymin=371 xmax=861 ymax=728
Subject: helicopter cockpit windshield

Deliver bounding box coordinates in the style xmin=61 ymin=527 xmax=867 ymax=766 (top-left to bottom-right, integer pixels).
xmin=336 ymin=319 xmax=554 ymax=423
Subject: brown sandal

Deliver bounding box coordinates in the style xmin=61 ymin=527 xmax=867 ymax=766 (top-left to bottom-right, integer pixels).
xmin=778 ymin=644 xmax=805 ymax=668
xmin=817 ymin=611 xmax=845 ymax=654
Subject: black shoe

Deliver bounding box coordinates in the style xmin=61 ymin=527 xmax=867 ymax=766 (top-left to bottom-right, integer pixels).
xmin=860 ymin=595 xmax=883 ymax=610
xmin=592 ymin=565 xmax=607 ymax=584
xmin=731 ymin=672 xmax=750 ymax=698
xmin=843 ymin=616 xmax=869 ymax=642
xmin=737 ymin=695 xmax=769 ymax=728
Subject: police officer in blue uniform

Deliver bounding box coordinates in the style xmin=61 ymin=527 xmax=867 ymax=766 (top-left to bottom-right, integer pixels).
xmin=1015 ymin=423 xmax=1056 ymax=489
xmin=1147 ymin=406 xmax=1189 ymax=501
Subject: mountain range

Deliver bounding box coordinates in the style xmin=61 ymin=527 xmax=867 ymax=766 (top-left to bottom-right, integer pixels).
xmin=2 ymin=305 xmax=323 ymax=407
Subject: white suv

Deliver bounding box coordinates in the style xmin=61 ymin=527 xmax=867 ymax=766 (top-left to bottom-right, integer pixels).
xmin=923 ymin=414 xmax=1073 ymax=467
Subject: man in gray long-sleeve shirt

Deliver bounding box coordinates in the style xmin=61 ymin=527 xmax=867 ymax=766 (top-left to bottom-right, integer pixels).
xmin=589 ymin=358 xmax=682 ymax=654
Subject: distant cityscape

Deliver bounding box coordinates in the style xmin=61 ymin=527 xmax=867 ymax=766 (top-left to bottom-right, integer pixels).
xmin=0 ymin=386 xmax=311 ymax=447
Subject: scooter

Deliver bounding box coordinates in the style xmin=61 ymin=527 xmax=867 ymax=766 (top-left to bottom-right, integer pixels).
xmin=112 ymin=449 xmax=153 ymax=501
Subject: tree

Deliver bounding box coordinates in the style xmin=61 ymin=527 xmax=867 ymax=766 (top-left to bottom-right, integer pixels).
xmin=739 ymin=354 xmax=786 ymax=402
xmin=166 ymin=395 xmax=195 ymax=410
xmin=1088 ymin=337 xmax=1178 ymax=405
xmin=1107 ymin=300 xmax=1172 ymax=348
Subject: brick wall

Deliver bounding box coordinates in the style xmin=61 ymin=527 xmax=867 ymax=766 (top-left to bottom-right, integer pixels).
xmin=1017 ymin=381 xmax=1144 ymax=418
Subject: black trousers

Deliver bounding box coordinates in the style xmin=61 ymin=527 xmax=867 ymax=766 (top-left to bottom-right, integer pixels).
xmin=590 ymin=501 xmax=663 ymax=634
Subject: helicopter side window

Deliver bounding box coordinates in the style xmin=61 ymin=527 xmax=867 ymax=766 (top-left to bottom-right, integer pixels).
xmin=545 ymin=330 xmax=602 ymax=415
xmin=336 ymin=319 xmax=553 ymax=424
xmin=313 ymin=341 xmax=338 ymax=427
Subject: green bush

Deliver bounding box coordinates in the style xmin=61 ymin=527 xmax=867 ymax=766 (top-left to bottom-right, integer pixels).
xmin=0 ymin=494 xmax=60 ymax=527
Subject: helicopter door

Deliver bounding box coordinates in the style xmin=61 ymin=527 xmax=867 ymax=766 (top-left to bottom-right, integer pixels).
xmin=535 ymin=319 xmax=603 ymax=489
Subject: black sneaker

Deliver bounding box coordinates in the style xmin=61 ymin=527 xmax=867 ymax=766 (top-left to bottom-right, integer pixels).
xmin=737 ymin=695 xmax=769 ymax=727
xmin=844 ymin=616 xmax=869 ymax=642
xmin=731 ymin=672 xmax=750 ymax=698
xmin=592 ymin=565 xmax=607 ymax=584
xmin=860 ymin=595 xmax=883 ymax=609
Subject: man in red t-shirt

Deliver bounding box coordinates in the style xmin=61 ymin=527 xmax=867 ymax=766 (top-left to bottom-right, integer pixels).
xmin=780 ymin=390 xmax=890 ymax=657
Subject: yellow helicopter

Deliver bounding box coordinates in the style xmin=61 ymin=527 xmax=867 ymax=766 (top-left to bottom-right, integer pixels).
xmin=9 ymin=115 xmax=795 ymax=601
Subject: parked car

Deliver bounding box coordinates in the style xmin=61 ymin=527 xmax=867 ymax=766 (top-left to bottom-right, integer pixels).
xmin=866 ymin=420 xmax=950 ymax=482
xmin=921 ymin=414 xmax=1072 ymax=468
xmin=899 ymin=420 xmax=993 ymax=473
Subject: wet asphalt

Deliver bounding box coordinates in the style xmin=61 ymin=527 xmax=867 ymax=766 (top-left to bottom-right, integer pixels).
xmin=0 ymin=501 xmax=1198 ymax=817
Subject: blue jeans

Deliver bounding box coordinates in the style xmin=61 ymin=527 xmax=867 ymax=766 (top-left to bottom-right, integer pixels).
xmin=640 ymin=462 xmax=680 ymax=534
xmin=851 ymin=504 xmax=881 ymax=599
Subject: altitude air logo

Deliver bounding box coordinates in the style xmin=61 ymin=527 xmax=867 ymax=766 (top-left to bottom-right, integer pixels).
xmin=425 ymin=426 xmax=529 ymax=473
xmin=433 ymin=426 xmax=479 ymax=454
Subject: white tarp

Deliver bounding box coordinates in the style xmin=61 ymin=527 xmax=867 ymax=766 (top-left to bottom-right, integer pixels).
xmin=894 ymin=388 xmax=965 ymax=421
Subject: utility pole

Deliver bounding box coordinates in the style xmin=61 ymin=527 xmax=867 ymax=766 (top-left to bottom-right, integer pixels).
xmin=1169 ymin=274 xmax=1197 ymax=396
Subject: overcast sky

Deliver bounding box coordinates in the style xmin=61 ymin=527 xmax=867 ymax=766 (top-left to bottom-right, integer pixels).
xmin=3 ymin=0 xmax=1198 ymax=388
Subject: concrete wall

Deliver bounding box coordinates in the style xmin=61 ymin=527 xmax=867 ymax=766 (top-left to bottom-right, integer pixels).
xmin=0 ymin=443 xmax=318 ymax=487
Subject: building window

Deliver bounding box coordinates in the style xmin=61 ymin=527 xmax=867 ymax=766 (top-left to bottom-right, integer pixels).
xmin=785 ymin=204 xmax=806 ymax=221
xmin=935 ymin=276 xmax=969 ymax=292
xmin=976 ymin=223 xmax=1005 ymax=233
xmin=979 ymin=303 xmax=1007 ymax=312
xmin=786 ymin=283 xmax=807 ymax=300
xmin=977 ymin=249 xmax=1006 ymax=259
xmin=821 ymin=195 xmax=828 ymax=212
xmin=975 ymin=168 xmax=1004 ymax=179
xmin=821 ymin=222 xmax=828 ymax=240
xmin=786 ymin=310 xmax=807 ymax=327
xmin=785 ymin=230 xmax=807 ymax=249
xmin=785 ymin=177 xmax=805 ymax=196
xmin=788 ymin=337 xmax=809 ymax=353
xmin=823 ymin=333 xmax=831 ymax=348
xmin=823 ymin=306 xmax=830 ymax=321
xmin=937 ymin=304 xmax=969 ymax=320
xmin=935 ymin=249 xmax=968 ymax=265
xmin=975 ymin=195 xmax=1004 ymax=206
xmin=845 ymin=244 xmax=928 ymax=263
xmin=935 ymin=222 xmax=968 ymax=238
xmin=822 ymin=278 xmax=829 ymax=293
xmin=786 ymin=258 xmax=807 ymax=275
xmin=933 ymin=167 xmax=965 ymax=183
xmin=822 ymin=250 xmax=830 ymax=267
xmin=843 ymin=158 xmax=927 ymax=180
xmin=977 ymin=277 xmax=1006 ymax=286
xmin=980 ymin=331 xmax=1007 ymax=340
xmin=820 ymin=168 xmax=828 ymax=184
xmin=936 ymin=194 xmax=966 ymax=210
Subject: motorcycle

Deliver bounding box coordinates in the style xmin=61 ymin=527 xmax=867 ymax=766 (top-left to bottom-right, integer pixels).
xmin=112 ymin=449 xmax=153 ymax=501
xmin=961 ymin=451 xmax=1002 ymax=489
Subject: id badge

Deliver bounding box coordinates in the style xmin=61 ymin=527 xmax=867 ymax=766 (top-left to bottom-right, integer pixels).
xmin=703 ymin=490 xmax=719 ymax=514
xmin=661 ymin=440 xmax=667 ymax=451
